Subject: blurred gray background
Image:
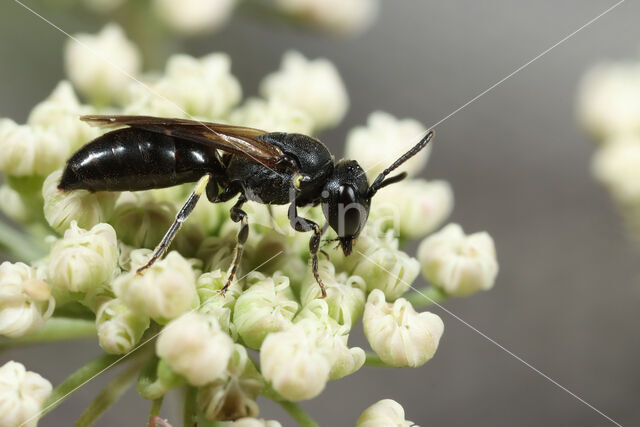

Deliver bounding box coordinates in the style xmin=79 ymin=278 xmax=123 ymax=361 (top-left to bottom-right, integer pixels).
xmin=1 ymin=1 xmax=639 ymax=425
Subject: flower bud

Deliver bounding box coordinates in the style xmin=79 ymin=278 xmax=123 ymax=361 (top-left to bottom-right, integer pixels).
xmin=577 ymin=61 xmax=640 ymax=139
xmin=233 ymin=272 xmax=298 ymax=349
xmin=109 ymin=192 xmax=176 ymax=249
xmin=65 ymin=24 xmax=141 ymax=104
xmin=197 ymin=235 xmax=237 ymax=272
xmin=197 ymin=344 xmax=263 ymax=421
xmin=260 ymin=51 xmax=348 ymax=131
xmin=364 ymin=289 xmax=443 ymax=367
xmin=95 ymin=298 xmax=150 ymax=354
xmin=0 ymin=185 xmax=30 ymax=223
xmin=197 ymin=270 xmax=241 ymax=338
xmin=27 ymin=81 xmax=98 ymax=152
xmin=356 ymin=399 xmax=415 ymax=427
xmin=260 ymin=320 xmax=330 ymax=401
xmin=0 ymin=119 xmax=69 ymax=177
xmin=43 ymin=170 xmax=118 ymax=234
xmin=197 ymin=269 xmax=242 ymax=304
xmin=128 ymin=53 xmax=241 ymax=119
xmin=350 ymin=228 xmax=420 ymax=300
xmin=48 ymin=222 xmax=118 ymax=294
xmin=275 ymin=0 xmax=379 ymax=36
xmin=345 ymin=111 xmax=430 ymax=179
xmin=417 ymin=223 xmax=498 ymax=296
xmin=156 ymin=312 xmax=233 ymax=386
xmin=153 ymin=0 xmax=237 ymax=35
xmin=0 ymin=262 xmax=55 ymax=338
xmin=243 ymin=229 xmax=309 ymax=291
xmin=295 ymin=300 xmax=365 ymax=380
xmin=299 ymin=261 xmax=366 ymax=328
xmin=0 ymin=361 xmax=52 ymax=427
xmin=113 ymin=250 xmax=199 ymax=323
xmin=370 ymin=179 xmax=453 ymax=240
xmin=230 ymin=97 xmax=313 ymax=135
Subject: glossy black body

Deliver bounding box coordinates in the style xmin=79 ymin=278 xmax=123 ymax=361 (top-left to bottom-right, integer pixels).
xmin=59 ymin=127 xmax=366 ymax=222
xmin=60 ymin=128 xmax=221 ymax=192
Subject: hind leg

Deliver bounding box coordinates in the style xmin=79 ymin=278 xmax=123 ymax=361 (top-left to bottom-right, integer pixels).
xmin=137 ymin=174 xmax=211 ymax=274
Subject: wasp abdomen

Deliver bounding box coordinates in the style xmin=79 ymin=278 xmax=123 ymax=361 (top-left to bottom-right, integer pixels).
xmin=59 ymin=128 xmax=218 ymax=192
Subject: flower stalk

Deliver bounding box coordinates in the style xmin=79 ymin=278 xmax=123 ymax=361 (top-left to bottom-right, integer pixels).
xmin=0 ymin=317 xmax=95 ymax=350
xmin=278 ymin=401 xmax=320 ymax=427
xmin=76 ymin=356 xmax=148 ymax=427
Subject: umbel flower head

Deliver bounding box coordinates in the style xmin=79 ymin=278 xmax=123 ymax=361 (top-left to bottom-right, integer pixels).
xmin=0 ymin=25 xmax=499 ymax=425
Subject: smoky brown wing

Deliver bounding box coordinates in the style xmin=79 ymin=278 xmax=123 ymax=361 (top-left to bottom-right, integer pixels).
xmin=81 ymin=115 xmax=285 ymax=167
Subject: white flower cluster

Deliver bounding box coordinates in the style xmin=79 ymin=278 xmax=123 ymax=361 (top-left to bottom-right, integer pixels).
xmin=80 ymin=0 xmax=378 ymax=36
xmin=0 ymin=27 xmax=499 ymax=425
xmin=578 ymin=58 xmax=640 ymax=237
xmin=275 ymin=0 xmax=379 ymax=35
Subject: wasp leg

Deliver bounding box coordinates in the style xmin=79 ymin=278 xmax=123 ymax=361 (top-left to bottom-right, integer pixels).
xmin=221 ymin=194 xmax=248 ymax=295
xmin=288 ymin=204 xmax=327 ymax=298
xmin=137 ymin=175 xmax=212 ymax=274
xmin=267 ymin=205 xmax=276 ymax=230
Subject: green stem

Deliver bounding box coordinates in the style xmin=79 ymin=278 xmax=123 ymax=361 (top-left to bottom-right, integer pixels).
xmin=53 ymin=302 xmax=96 ymax=321
xmin=76 ymin=357 xmax=146 ymax=427
xmin=138 ymin=357 xmax=185 ymax=400
xmin=148 ymin=397 xmax=164 ymax=420
xmin=365 ymin=352 xmax=393 ymax=367
xmin=42 ymin=354 xmax=122 ymax=417
xmin=0 ymin=318 xmax=96 ymax=350
xmin=404 ymin=286 xmax=448 ymax=308
xmin=183 ymin=386 xmax=198 ymax=427
xmin=0 ymin=218 xmax=47 ymax=261
xmin=278 ymin=401 xmax=319 ymax=427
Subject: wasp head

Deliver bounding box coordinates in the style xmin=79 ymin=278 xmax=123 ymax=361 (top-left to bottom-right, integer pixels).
xmin=321 ymin=160 xmax=370 ymax=256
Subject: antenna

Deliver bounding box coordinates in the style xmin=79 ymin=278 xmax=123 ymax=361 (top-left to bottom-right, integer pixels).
xmin=367 ymin=129 xmax=435 ymax=197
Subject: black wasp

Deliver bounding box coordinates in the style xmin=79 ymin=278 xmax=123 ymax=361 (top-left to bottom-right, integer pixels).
xmin=59 ymin=115 xmax=434 ymax=297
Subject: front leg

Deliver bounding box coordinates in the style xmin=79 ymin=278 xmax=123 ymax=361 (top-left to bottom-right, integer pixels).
xmin=289 ymin=204 xmax=327 ymax=298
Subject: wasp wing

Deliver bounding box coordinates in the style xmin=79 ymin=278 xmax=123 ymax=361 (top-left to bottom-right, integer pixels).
xmin=81 ymin=115 xmax=285 ymax=168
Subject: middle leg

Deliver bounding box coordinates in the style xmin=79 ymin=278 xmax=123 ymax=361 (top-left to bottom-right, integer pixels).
xmin=289 ymin=204 xmax=327 ymax=298
xmin=221 ymin=194 xmax=249 ymax=295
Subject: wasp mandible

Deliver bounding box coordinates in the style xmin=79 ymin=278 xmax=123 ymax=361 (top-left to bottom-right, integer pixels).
xmin=59 ymin=115 xmax=434 ymax=297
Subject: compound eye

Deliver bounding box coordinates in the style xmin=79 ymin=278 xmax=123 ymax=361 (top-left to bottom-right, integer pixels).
xmin=337 ymin=185 xmax=362 ymax=237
